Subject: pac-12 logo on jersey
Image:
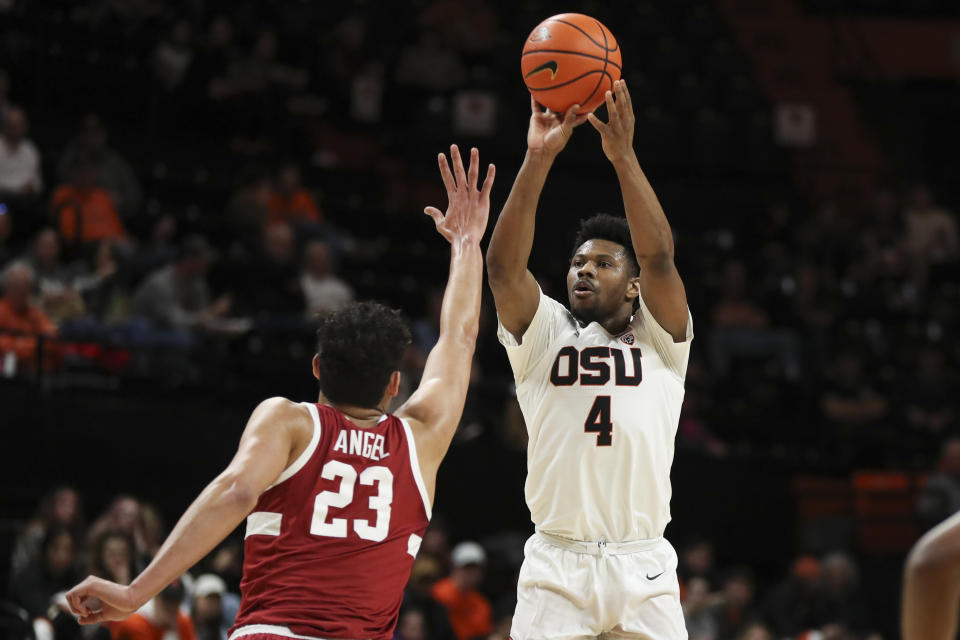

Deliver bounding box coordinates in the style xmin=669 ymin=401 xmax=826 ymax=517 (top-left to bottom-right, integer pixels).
xmin=549 ymin=347 xmax=642 ymax=387
xmin=620 ymin=333 xmax=635 ymax=345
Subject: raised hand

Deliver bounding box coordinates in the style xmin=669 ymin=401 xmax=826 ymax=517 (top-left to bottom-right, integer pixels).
xmin=587 ymin=80 xmax=636 ymax=164
xmin=424 ymin=145 xmax=495 ymax=246
xmin=66 ymin=575 xmax=139 ymax=625
xmin=527 ymin=97 xmax=589 ymax=158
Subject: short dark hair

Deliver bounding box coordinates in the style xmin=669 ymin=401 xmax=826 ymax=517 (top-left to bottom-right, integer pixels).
xmin=315 ymin=301 xmax=411 ymax=407
xmin=571 ymin=214 xmax=639 ymax=276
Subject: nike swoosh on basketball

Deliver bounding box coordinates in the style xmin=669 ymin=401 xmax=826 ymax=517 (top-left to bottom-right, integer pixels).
xmin=525 ymin=60 xmax=559 ymax=80
xmin=646 ymin=571 xmax=665 ymax=580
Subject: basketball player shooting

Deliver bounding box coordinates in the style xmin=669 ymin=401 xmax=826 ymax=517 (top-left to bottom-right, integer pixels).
xmin=65 ymin=145 xmax=495 ymax=640
xmin=486 ymin=79 xmax=692 ymax=639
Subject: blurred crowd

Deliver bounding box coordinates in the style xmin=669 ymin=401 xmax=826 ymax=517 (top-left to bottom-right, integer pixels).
xmin=1 ymin=0 xmax=959 ymax=639
xmin=0 ymin=0 xmax=954 ymax=469
xmin=5 ymin=486 xmax=898 ymax=640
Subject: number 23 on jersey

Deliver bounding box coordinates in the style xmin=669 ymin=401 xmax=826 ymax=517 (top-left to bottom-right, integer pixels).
xmin=311 ymin=460 xmax=393 ymax=542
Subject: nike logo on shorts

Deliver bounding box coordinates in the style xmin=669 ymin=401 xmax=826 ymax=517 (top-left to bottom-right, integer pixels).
xmin=646 ymin=571 xmax=665 ymax=580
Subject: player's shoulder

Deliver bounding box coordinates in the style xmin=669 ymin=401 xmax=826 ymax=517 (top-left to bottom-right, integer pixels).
xmin=251 ymin=397 xmax=314 ymax=429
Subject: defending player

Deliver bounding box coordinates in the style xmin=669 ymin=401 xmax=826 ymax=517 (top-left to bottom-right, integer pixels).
xmin=486 ymin=79 xmax=692 ymax=638
xmin=65 ymin=145 xmax=495 ymax=640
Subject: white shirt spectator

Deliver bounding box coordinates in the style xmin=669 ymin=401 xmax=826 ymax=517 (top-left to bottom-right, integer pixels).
xmin=301 ymin=240 xmax=353 ymax=317
xmin=301 ymin=272 xmax=353 ymax=317
xmin=0 ymin=136 xmax=41 ymax=193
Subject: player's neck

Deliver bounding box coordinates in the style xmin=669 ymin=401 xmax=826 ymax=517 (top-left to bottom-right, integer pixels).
xmin=598 ymin=307 xmax=633 ymax=336
xmin=324 ymin=398 xmax=387 ymax=428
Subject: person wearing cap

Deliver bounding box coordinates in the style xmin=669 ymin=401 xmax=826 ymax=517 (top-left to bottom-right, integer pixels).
xmin=430 ymin=541 xmax=492 ymax=640
xmin=192 ymin=574 xmax=238 ymax=640
xmin=130 ymin=235 xmax=232 ymax=332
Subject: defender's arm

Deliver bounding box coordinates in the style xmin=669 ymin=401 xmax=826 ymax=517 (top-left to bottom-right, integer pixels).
xmin=398 ymin=146 xmax=494 ymax=491
xmin=67 ymin=398 xmax=308 ymax=623
xmin=487 ymin=99 xmax=586 ymax=339
xmin=588 ymin=81 xmax=688 ymax=341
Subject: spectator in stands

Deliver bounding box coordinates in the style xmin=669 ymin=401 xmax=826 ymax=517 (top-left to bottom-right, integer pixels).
xmin=709 ymin=259 xmax=799 ymax=378
xmin=89 ymin=531 xmax=137 ymax=586
xmin=683 ymin=576 xmax=718 ymax=640
xmin=110 ymin=578 xmax=196 ymax=640
xmin=759 ymin=555 xmax=821 ymax=636
xmin=131 ymin=235 xmax=231 ymax=332
xmin=903 ymin=346 xmax=955 ymax=436
xmin=918 ymin=437 xmax=960 ymax=530
xmin=431 ymin=541 xmax=493 ymax=640
xmin=26 ymin=228 xmax=85 ymax=323
xmin=903 ymin=184 xmax=958 ymax=280
xmin=403 ymin=555 xmax=456 ymax=640
xmin=0 ymin=261 xmax=57 ymax=371
xmin=8 ymin=526 xmax=82 ymax=618
xmin=734 ymin=621 xmax=772 ymax=640
xmin=191 ymin=574 xmax=232 ymax=640
xmin=51 ymin=157 xmax=127 ymax=247
xmin=87 ymin=495 xmax=140 ymax=553
xmin=233 ymin=223 xmax=303 ymax=321
xmin=813 ymin=552 xmax=869 ymax=633
xmin=58 ymin=114 xmax=142 ymax=218
xmin=11 ymin=486 xmax=85 ymax=575
xmin=125 ymin=213 xmax=177 ymax=284
xmin=73 ymin=238 xmax=122 ymax=322
xmin=136 ymin=503 xmax=166 ymax=560
xmin=709 ymin=567 xmax=757 ymax=640
xmin=268 ymin=163 xmax=322 ymax=227
xmin=820 ymin=351 xmax=888 ymax=435
xmin=301 ymin=239 xmax=353 ymax=317
xmin=0 ymin=106 xmax=42 ymax=198
xmin=679 ymin=536 xmax=720 ymax=588
xmin=154 ymin=20 xmax=194 ymax=91
xmin=397 ymin=609 xmax=427 ymax=640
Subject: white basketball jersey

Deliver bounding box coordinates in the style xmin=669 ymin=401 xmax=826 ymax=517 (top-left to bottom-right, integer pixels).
xmin=497 ymin=288 xmax=693 ymax=542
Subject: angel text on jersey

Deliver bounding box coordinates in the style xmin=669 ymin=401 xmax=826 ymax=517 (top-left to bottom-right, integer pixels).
xmin=550 ymin=346 xmax=643 ymax=387
xmin=333 ymin=429 xmax=390 ymax=461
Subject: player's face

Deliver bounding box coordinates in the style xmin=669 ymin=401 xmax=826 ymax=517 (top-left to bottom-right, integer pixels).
xmin=567 ymin=239 xmax=637 ymax=324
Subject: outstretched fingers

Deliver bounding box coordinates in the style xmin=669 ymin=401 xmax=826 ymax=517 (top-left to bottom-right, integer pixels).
xmin=480 ymin=163 xmax=496 ymax=200
xmin=437 ymin=153 xmax=456 ymax=194
xmin=586 ymin=112 xmax=607 ymax=133
xmin=615 ymin=79 xmax=632 ymax=114
xmin=450 ymin=144 xmax=467 ymax=188
xmin=467 ymin=147 xmax=479 ymax=191
xmin=604 ymin=90 xmax=619 ymax=124
xmin=423 ymin=206 xmax=444 ymax=227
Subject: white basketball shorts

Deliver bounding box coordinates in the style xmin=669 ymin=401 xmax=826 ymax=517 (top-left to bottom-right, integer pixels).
xmin=511 ymin=532 xmax=687 ymax=640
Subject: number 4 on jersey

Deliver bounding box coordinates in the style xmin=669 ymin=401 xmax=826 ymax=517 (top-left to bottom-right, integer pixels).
xmin=585 ymin=396 xmax=613 ymax=446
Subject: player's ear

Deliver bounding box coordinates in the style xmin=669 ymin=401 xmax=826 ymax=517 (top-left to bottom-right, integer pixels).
xmin=626 ymin=276 xmax=641 ymax=302
xmin=312 ymin=354 xmax=321 ymax=380
xmin=386 ymin=371 xmax=401 ymax=399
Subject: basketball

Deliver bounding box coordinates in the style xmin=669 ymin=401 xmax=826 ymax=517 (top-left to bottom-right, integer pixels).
xmin=521 ymin=13 xmax=622 ymax=115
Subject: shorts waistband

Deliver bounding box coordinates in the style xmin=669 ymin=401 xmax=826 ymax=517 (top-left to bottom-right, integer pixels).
xmin=229 ymin=624 xmax=340 ymax=640
xmin=537 ymin=531 xmax=663 ymax=556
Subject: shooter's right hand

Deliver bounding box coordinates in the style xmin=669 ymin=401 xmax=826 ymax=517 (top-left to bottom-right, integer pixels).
xmin=526 ymin=97 xmax=589 ymax=159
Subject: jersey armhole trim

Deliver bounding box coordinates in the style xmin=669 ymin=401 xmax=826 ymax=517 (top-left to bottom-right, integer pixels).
xmin=399 ymin=417 xmax=433 ymax=520
xmin=267 ymin=402 xmax=322 ymax=490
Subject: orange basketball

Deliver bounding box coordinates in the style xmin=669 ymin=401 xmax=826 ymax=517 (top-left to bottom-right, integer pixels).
xmin=521 ymin=13 xmax=622 ymax=115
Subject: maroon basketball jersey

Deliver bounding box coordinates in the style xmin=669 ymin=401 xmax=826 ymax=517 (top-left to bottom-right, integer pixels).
xmin=230 ymin=403 xmax=431 ymax=640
